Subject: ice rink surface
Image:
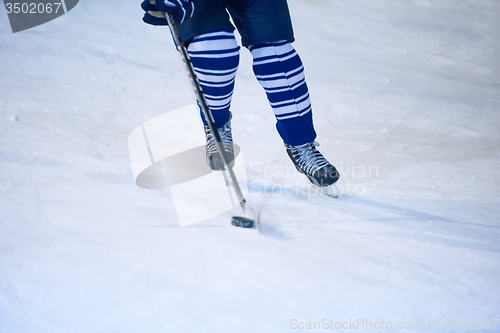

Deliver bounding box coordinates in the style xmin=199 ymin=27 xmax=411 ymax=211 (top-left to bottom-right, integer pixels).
xmin=1 ymin=0 xmax=499 ymax=332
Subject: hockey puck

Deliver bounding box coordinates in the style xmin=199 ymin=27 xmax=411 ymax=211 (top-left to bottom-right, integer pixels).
xmin=231 ymin=216 xmax=254 ymax=228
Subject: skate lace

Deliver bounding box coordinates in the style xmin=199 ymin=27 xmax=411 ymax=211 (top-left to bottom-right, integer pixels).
xmin=206 ymin=121 xmax=233 ymax=156
xmin=289 ymin=142 xmax=330 ymax=176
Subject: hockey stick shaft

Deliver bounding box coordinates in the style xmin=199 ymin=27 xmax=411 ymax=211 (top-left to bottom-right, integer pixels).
xmin=164 ymin=13 xmax=252 ymax=214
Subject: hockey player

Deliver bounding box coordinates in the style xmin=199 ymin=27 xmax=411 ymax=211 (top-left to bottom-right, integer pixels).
xmin=141 ymin=0 xmax=340 ymax=195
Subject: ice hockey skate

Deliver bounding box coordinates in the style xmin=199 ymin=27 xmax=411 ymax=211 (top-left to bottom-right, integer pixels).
xmin=285 ymin=141 xmax=340 ymax=198
xmin=204 ymin=118 xmax=235 ymax=171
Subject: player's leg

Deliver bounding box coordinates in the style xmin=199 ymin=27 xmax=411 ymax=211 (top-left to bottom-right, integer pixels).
xmin=250 ymin=41 xmax=315 ymax=146
xmin=187 ymin=30 xmax=240 ymax=170
xmin=173 ymin=0 xmax=240 ymax=170
xmin=250 ymin=41 xmax=339 ymax=189
xmin=187 ymin=30 xmax=240 ymax=129
xmin=227 ymin=0 xmax=340 ymax=190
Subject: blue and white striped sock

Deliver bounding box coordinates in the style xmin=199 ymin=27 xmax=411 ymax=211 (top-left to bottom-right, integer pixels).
xmin=188 ymin=30 xmax=240 ymax=128
xmin=250 ymin=42 xmax=316 ymax=146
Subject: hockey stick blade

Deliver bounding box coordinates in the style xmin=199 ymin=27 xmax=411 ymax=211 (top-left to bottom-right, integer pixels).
xmin=231 ymin=202 xmax=260 ymax=230
xmin=231 ymin=216 xmax=254 ymax=228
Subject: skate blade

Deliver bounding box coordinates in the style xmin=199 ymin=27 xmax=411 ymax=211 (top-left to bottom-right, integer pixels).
xmin=305 ymin=175 xmax=339 ymax=198
xmin=321 ymin=183 xmax=339 ymax=198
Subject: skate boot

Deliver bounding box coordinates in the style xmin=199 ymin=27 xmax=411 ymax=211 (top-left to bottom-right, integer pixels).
xmin=285 ymin=141 xmax=340 ymax=197
xmin=205 ymin=118 xmax=234 ymax=171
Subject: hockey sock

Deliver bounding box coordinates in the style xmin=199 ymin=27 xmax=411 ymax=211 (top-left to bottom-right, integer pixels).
xmin=250 ymin=41 xmax=316 ymax=146
xmin=187 ymin=30 xmax=240 ymax=128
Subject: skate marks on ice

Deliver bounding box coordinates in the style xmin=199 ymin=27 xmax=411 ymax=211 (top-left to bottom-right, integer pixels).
xmin=245 ymin=180 xmax=346 ymax=237
xmin=360 ymin=192 xmax=495 ymax=237
xmin=247 ymin=179 xmax=500 ymax=250
xmin=247 ymin=187 xmax=500 ymax=296
xmin=322 ymin=121 xmax=500 ymax=183
xmin=247 ymin=187 xmax=396 ymax=288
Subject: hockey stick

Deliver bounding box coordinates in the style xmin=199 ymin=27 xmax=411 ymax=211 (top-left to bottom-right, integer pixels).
xmin=164 ymin=13 xmax=259 ymax=229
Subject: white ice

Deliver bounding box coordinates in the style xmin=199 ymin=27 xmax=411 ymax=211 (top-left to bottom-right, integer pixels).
xmin=1 ymin=0 xmax=499 ymax=332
